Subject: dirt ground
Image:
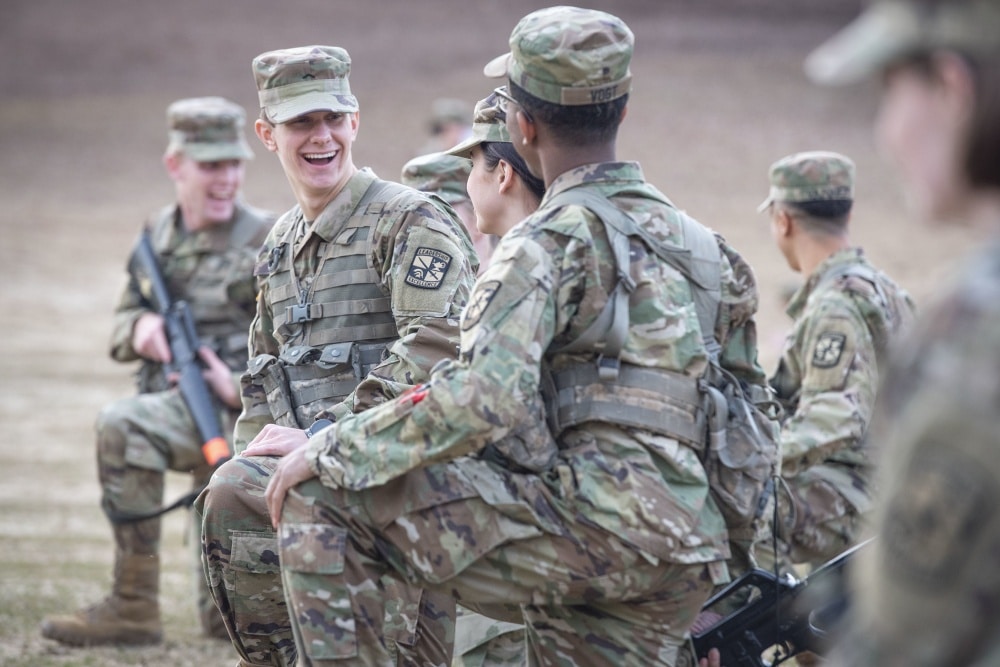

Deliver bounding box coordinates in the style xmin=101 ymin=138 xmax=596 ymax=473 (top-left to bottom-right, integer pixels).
xmin=0 ymin=1 xmax=981 ymax=665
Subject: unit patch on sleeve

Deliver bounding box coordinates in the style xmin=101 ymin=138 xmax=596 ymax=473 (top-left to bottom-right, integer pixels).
xmin=812 ymin=332 xmax=846 ymax=368
xmin=462 ymin=280 xmax=501 ymax=331
xmin=404 ymin=247 xmax=452 ymax=289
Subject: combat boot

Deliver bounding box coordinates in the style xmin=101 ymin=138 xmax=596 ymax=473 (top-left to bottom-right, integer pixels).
xmin=40 ymin=552 xmax=162 ymax=646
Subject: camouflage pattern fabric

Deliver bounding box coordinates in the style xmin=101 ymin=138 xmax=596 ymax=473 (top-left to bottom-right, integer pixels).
xmin=828 ymin=239 xmax=1000 ymax=666
xmin=101 ymin=202 xmax=273 ymax=635
xmin=280 ymin=161 xmax=767 ymax=665
xmin=198 ymin=167 xmax=477 ymax=667
xmin=765 ymin=248 xmax=914 ymax=569
xmin=253 ymin=45 xmax=358 ymax=122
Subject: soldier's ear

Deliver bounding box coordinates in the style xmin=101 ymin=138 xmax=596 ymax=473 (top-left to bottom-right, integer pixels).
xmin=163 ymin=152 xmax=182 ymax=180
xmin=255 ymin=119 xmax=277 ymax=152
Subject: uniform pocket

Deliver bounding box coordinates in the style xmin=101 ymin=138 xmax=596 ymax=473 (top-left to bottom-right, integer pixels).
xmin=278 ymin=522 xmax=357 ymax=660
xmin=229 ymin=531 xmax=283 ymax=637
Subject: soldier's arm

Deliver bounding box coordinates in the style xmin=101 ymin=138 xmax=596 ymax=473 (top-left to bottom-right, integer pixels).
xmin=323 ymin=195 xmax=478 ymax=422
xmin=779 ymin=299 xmax=877 ymax=475
xmin=714 ymin=235 xmax=768 ymax=389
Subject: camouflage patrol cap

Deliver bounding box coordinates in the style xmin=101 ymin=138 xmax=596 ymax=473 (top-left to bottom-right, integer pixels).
xmin=400 ymin=152 xmax=471 ymax=205
xmin=166 ymin=97 xmax=254 ymax=161
xmin=483 ymin=5 xmax=633 ymax=106
xmin=758 ymin=151 xmax=856 ymax=212
xmin=806 ymin=0 xmax=1000 ymax=85
xmin=252 ymin=45 xmax=359 ymax=123
xmin=444 ymin=89 xmax=509 ymax=159
xmin=430 ymin=98 xmax=471 ymax=128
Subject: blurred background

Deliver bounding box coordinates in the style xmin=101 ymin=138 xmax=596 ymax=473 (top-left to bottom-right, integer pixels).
xmin=0 ymin=1 xmax=979 ymax=664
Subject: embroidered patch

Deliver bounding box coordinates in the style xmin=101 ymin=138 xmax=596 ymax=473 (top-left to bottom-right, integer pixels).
xmin=812 ymin=332 xmax=846 ymax=368
xmin=404 ymin=247 xmax=452 ymax=289
xmin=462 ymin=280 xmax=501 ymax=331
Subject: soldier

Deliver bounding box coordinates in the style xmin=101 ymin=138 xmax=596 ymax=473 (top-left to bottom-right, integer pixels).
xmin=194 ymin=46 xmax=478 ymax=667
xmin=40 ymin=97 xmax=275 ymax=646
xmin=263 ymin=8 xmax=767 ymax=666
xmin=758 ymin=151 xmax=915 ymax=572
xmin=419 ymin=97 xmax=472 ymax=155
xmin=401 ymin=151 xmax=498 ymax=272
xmin=804 ymin=0 xmax=1000 ymax=664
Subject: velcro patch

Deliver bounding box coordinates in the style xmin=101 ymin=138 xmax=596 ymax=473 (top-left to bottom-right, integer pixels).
xmin=812 ymin=332 xmax=846 ymax=368
xmin=404 ymin=247 xmax=452 ymax=289
xmin=462 ymin=280 xmax=501 ymax=331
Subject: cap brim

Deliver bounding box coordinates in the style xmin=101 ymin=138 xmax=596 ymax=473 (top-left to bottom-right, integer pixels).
xmin=805 ymin=2 xmax=921 ymax=86
xmin=184 ymin=142 xmax=254 ymax=162
xmin=266 ymin=91 xmax=358 ymax=124
xmin=483 ymin=52 xmax=511 ymax=79
xmin=443 ymin=135 xmax=481 ymax=160
xmin=756 ymin=196 xmax=773 ymax=214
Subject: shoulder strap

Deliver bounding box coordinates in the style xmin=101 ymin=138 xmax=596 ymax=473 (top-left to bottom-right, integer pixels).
xmin=546 ymin=188 xmax=724 ymax=371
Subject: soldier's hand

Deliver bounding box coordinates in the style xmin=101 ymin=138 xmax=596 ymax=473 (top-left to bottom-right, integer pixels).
xmin=198 ymin=346 xmax=241 ymax=408
xmin=132 ymin=312 xmax=171 ymax=363
xmin=243 ymin=423 xmax=309 ymax=458
xmin=698 ymin=648 xmax=723 ymax=667
xmin=265 ymin=445 xmax=317 ymax=528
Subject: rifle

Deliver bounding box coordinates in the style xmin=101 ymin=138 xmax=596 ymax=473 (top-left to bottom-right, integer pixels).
xmin=128 ymin=228 xmax=232 ymax=469
xmin=688 ymin=538 xmax=871 ymax=666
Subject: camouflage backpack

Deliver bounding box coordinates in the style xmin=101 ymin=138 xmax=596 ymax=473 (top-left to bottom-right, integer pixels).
xmin=545 ymin=188 xmax=780 ymax=544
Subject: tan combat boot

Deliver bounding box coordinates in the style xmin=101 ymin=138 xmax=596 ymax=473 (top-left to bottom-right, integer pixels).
xmin=41 ymin=552 xmax=162 ymax=646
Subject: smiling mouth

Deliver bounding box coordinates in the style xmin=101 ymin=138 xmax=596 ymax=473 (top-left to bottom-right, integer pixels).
xmin=303 ymin=151 xmax=336 ymax=165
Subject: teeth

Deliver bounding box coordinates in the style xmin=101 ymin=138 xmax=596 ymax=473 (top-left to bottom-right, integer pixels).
xmin=304 ymin=151 xmax=336 ymax=159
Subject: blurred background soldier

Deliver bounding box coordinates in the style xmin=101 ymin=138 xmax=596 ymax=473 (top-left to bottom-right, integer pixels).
xmin=40 ymin=96 xmax=274 ymax=646
xmin=418 ymin=96 xmax=472 ymax=155
xmin=805 ymin=0 xmax=1000 ymax=664
xmin=757 ymin=151 xmax=914 ymax=574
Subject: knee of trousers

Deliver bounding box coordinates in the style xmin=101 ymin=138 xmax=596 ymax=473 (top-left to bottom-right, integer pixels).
xmin=95 ymin=397 xmax=140 ymax=464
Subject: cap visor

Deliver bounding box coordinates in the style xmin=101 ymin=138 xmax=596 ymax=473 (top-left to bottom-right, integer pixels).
xmin=267 ymin=92 xmax=358 ymax=124
xmin=443 ymin=135 xmax=481 ymax=160
xmin=483 ymin=52 xmax=511 ymax=79
xmin=185 ymin=142 xmax=254 ymax=162
xmin=756 ymin=197 xmax=773 ymax=214
xmin=805 ymin=2 xmax=920 ymax=86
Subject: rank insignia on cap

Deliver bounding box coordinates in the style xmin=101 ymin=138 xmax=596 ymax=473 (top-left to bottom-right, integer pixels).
xmin=462 ymin=280 xmax=501 ymax=331
xmin=812 ymin=332 xmax=846 ymax=368
xmin=405 ymin=247 xmax=452 ymax=289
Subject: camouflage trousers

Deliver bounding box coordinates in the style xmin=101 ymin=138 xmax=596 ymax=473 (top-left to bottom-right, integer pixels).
xmin=96 ymin=388 xmax=228 ymax=636
xmin=277 ymin=457 xmax=715 ymax=666
xmin=196 ymin=454 xmax=455 ymax=667
xmin=761 ymin=462 xmax=872 ymax=572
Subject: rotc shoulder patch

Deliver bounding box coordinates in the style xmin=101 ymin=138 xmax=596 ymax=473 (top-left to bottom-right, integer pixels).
xmin=812 ymin=332 xmax=846 ymax=368
xmin=405 ymin=247 xmax=452 ymax=289
xmin=462 ymin=280 xmax=501 ymax=331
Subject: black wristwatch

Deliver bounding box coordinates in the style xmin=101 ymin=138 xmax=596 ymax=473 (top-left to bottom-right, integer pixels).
xmin=305 ymin=418 xmax=334 ymax=438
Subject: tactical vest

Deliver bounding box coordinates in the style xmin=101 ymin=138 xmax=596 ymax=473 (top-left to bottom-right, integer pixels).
xmin=137 ymin=205 xmax=270 ymax=393
xmin=248 ymin=179 xmax=408 ymax=428
xmin=519 ymin=188 xmax=779 ymax=542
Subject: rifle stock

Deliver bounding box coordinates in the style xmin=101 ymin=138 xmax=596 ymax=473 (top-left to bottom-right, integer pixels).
xmin=689 ymin=538 xmax=870 ymax=666
xmin=129 ymin=228 xmax=231 ymax=468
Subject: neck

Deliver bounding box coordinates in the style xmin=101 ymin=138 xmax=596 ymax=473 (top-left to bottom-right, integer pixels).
xmin=798 ymin=235 xmax=850 ymax=278
xmin=539 ymin=140 xmax=616 ymax=188
xmin=294 ymin=165 xmax=358 ymax=221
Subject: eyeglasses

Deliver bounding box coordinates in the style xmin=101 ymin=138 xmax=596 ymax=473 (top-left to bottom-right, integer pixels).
xmin=492 ymin=86 xmax=532 ymax=123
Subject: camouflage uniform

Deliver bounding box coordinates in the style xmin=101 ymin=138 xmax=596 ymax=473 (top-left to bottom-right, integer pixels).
xmin=41 ymin=97 xmax=274 ymax=646
xmin=276 ymin=9 xmax=767 ymax=666
xmin=195 ymin=46 xmax=478 ymax=667
xmin=758 ymin=153 xmax=914 ymax=570
xmin=806 ymin=1 xmax=1000 ymax=664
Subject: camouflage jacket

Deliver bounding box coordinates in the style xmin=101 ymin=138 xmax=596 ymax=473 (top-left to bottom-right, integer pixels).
xmin=771 ymin=248 xmax=914 ymax=477
xmin=306 ymin=161 xmax=767 ymax=565
xmin=234 ymin=167 xmax=478 ymax=451
xmin=832 ymin=240 xmax=1000 ymax=666
xmin=109 ymin=202 xmax=275 ymax=393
